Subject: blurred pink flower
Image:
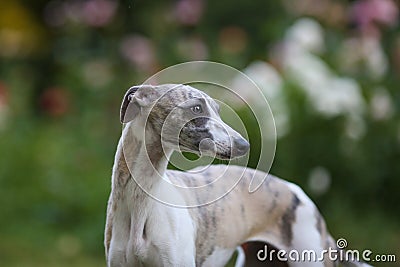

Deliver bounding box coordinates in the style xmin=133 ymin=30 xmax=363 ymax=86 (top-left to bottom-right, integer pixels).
xmin=45 ymin=0 xmax=118 ymax=27
xmin=82 ymin=0 xmax=118 ymax=27
xmin=39 ymin=87 xmax=70 ymax=117
xmin=174 ymin=0 xmax=204 ymax=26
xmin=120 ymin=35 xmax=158 ymax=73
xmin=351 ymin=0 xmax=398 ymax=37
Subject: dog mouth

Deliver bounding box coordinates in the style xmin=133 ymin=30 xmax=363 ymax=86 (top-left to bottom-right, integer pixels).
xmin=178 ymin=138 xmax=249 ymax=160
xmin=177 ymin=139 xmax=222 ymax=159
xmin=177 ymin=121 xmax=250 ymax=160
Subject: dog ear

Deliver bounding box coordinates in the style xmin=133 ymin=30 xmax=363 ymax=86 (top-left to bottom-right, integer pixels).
xmin=120 ymin=86 xmax=139 ymax=123
xmin=120 ymin=85 xmax=160 ymax=123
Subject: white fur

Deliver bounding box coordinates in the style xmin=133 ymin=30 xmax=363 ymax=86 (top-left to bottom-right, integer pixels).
xmin=202 ymin=247 xmax=235 ymax=267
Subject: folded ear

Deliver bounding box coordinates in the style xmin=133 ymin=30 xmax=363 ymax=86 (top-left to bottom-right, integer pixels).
xmin=120 ymin=85 xmax=160 ymax=123
xmin=120 ymin=86 xmax=139 ymax=123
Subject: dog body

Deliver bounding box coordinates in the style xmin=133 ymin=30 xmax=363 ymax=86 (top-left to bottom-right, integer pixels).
xmin=105 ymin=84 xmax=370 ymax=267
xmin=167 ymin=165 xmax=334 ymax=267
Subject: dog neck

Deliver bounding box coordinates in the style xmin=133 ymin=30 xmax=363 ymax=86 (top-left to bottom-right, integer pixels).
xmin=112 ymin=121 xmax=172 ymax=199
xmin=111 ymin=119 xmax=174 ymax=245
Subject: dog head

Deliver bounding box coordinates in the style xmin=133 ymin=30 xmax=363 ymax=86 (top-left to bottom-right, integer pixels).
xmin=120 ymin=84 xmax=249 ymax=160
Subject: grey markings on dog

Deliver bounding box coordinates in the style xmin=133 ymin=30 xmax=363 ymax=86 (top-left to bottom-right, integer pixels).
xmin=280 ymin=194 xmax=301 ymax=246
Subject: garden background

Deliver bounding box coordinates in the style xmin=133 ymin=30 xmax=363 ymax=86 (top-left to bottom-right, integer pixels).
xmin=0 ymin=0 xmax=399 ymax=266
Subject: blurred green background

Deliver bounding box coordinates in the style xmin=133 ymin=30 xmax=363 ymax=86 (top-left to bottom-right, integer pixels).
xmin=0 ymin=0 xmax=399 ymax=266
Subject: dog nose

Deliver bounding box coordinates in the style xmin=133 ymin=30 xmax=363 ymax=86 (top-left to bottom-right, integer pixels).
xmin=233 ymin=137 xmax=250 ymax=155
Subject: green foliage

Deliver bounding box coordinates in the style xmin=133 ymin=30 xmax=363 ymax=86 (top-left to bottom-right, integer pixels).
xmin=0 ymin=0 xmax=399 ymax=266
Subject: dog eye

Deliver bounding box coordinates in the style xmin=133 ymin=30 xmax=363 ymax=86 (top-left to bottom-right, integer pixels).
xmin=191 ymin=105 xmax=203 ymax=114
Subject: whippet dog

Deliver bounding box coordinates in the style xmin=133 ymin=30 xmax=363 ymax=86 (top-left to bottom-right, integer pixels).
xmin=105 ymin=84 xmax=371 ymax=267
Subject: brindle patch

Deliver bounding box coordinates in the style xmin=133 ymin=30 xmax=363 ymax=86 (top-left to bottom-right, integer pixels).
xmin=195 ymin=206 xmax=217 ymax=266
xmin=191 ymin=117 xmax=209 ymax=128
xmin=179 ymin=118 xmax=212 ymax=151
xmin=148 ymin=104 xmax=172 ymax=134
xmin=268 ymin=198 xmax=278 ymax=214
xmin=280 ymin=194 xmax=301 ymax=246
xmin=145 ymin=86 xmax=214 ymax=154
